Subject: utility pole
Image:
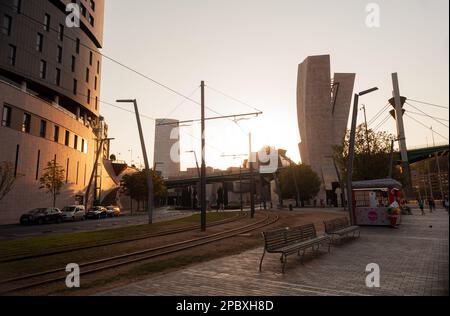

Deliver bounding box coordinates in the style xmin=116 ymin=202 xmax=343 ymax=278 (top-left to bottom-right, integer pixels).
xmin=360 ymin=104 xmax=371 ymax=155
xmin=200 ymin=81 xmax=206 ymax=231
xmin=388 ymin=140 xmax=394 ymax=178
xmin=249 ymin=133 xmax=255 ymax=218
xmin=431 ymin=127 xmax=444 ymax=200
xmin=117 ymin=99 xmax=154 ymax=224
xmin=85 ymin=138 xmax=113 ymax=211
xmin=391 ymin=73 xmax=412 ymax=197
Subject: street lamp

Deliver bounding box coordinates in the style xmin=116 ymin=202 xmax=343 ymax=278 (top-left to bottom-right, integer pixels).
xmin=347 ymin=87 xmax=378 ymax=225
xmin=116 ymin=99 xmax=154 ymax=224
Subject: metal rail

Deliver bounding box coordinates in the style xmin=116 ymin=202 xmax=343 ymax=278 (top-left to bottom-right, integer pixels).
xmin=0 ymin=212 xmax=247 ymax=263
xmin=0 ymin=213 xmax=279 ymax=295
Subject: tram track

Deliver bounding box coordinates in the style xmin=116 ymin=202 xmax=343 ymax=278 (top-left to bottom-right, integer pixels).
xmin=0 ymin=212 xmax=279 ymax=295
xmin=0 ymin=212 xmax=247 ymax=263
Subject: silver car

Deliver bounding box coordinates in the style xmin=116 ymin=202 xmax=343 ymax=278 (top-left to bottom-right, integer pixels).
xmin=61 ymin=205 xmax=86 ymax=221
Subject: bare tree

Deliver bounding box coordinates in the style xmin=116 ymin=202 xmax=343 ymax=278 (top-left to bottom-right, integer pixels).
xmin=39 ymin=160 xmax=65 ymax=207
xmin=0 ymin=161 xmax=16 ymax=201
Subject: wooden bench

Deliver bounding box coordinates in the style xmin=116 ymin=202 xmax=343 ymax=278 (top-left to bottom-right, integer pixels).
xmin=259 ymin=224 xmax=331 ymax=273
xmin=323 ymin=217 xmax=360 ymax=243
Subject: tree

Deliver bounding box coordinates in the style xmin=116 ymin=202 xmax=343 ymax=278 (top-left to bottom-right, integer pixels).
xmin=120 ymin=170 xmax=167 ymax=211
xmin=279 ymin=164 xmax=321 ymax=206
xmin=333 ymin=123 xmax=405 ymax=184
xmin=39 ymin=160 xmax=65 ymax=207
xmin=0 ymin=161 xmax=17 ymax=202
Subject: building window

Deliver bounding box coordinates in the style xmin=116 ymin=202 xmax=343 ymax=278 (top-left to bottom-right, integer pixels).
xmin=71 ymin=55 xmax=76 ymax=72
xmin=95 ymin=96 xmax=98 ymax=110
xmin=73 ymin=79 xmax=77 ymax=95
xmin=8 ymin=44 xmax=16 ymax=66
xmin=14 ymin=145 xmax=19 ymax=177
xmin=81 ymin=139 xmax=85 ymax=153
xmin=66 ymin=158 xmax=69 ymax=183
xmin=58 ymin=24 xmax=64 ymax=41
xmin=2 ymin=15 xmax=12 ymax=36
xmin=97 ymin=60 xmax=100 ymax=74
xmin=80 ymin=4 xmax=87 ymax=17
xmin=88 ymin=14 xmax=94 ymax=27
xmin=86 ymin=67 xmax=89 ymax=83
xmin=76 ymin=38 xmax=80 ymax=54
xmin=2 ymin=105 xmax=12 ymax=127
xmin=44 ymin=13 xmax=50 ymax=32
xmin=22 ymin=113 xmax=31 ymax=133
xmin=90 ymin=0 xmax=95 ymax=11
xmin=94 ymin=76 xmax=98 ymax=90
xmin=57 ymin=45 xmax=63 ymax=63
xmin=39 ymin=60 xmax=47 ymax=79
xmin=55 ymin=68 xmax=61 ymax=86
xmin=89 ymin=51 xmax=93 ymax=66
xmin=13 ymin=0 xmax=22 ymax=13
xmin=54 ymin=125 xmax=60 ymax=142
xmin=74 ymin=135 xmax=78 ymax=150
xmin=35 ymin=150 xmax=41 ymax=180
xmin=36 ymin=33 xmax=43 ymax=52
xmin=39 ymin=120 xmax=47 ymax=138
xmin=87 ymin=89 xmax=91 ymax=104
xmin=65 ymin=130 xmax=70 ymax=146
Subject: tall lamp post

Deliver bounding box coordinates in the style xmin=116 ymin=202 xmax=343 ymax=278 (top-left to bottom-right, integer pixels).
xmin=347 ymin=87 xmax=378 ymax=225
xmin=117 ymin=99 xmax=154 ymax=224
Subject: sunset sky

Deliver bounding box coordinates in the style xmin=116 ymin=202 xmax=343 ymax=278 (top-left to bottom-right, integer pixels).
xmin=99 ymin=0 xmax=449 ymax=170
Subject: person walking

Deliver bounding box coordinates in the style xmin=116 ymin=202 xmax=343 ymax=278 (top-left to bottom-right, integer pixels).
xmin=428 ymin=198 xmax=433 ymax=213
xmin=418 ymin=199 xmax=425 ymax=216
xmin=444 ymin=197 xmax=449 ymax=212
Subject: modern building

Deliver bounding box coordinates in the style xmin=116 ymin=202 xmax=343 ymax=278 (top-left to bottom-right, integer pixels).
xmin=0 ymin=0 xmax=115 ymax=224
xmin=297 ymin=55 xmax=355 ymax=205
xmin=154 ymin=118 xmax=180 ymax=179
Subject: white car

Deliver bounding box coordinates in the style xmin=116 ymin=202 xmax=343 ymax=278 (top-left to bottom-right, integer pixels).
xmin=61 ymin=205 xmax=86 ymax=221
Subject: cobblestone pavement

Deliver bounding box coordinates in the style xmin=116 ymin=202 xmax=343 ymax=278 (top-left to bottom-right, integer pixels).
xmin=99 ymin=208 xmax=448 ymax=296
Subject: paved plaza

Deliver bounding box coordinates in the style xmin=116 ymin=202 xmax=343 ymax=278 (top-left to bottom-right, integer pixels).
xmin=99 ymin=208 xmax=449 ymax=296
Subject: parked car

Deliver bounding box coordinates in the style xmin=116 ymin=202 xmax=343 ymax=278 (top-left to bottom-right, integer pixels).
xmin=86 ymin=206 xmax=107 ymax=219
xmin=20 ymin=208 xmax=63 ymax=225
xmin=106 ymin=206 xmax=121 ymax=217
xmin=61 ymin=205 xmax=86 ymax=221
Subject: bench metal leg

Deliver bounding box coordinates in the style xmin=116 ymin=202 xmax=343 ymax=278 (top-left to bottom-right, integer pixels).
xmin=281 ymin=254 xmax=287 ymax=274
xmin=259 ymin=249 xmax=266 ymax=272
xmin=300 ymin=249 xmax=305 ymax=264
xmin=327 ymin=239 xmax=332 ymax=253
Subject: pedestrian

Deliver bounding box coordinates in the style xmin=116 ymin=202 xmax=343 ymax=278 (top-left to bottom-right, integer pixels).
xmin=444 ymin=197 xmax=449 ymax=212
xmin=431 ymin=198 xmax=436 ymax=212
xmin=428 ymin=198 xmax=433 ymax=213
xmin=418 ymin=199 xmax=424 ymax=216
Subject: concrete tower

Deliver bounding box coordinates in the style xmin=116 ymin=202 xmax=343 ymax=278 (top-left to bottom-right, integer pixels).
xmin=154 ymin=119 xmax=180 ymax=179
xmin=297 ymin=55 xmax=355 ymax=205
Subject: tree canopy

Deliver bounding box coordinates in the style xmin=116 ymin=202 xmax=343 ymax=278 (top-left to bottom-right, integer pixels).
xmin=279 ymin=164 xmax=321 ymax=205
xmin=120 ymin=170 xmax=167 ymax=205
xmin=39 ymin=160 xmax=65 ymax=207
xmin=333 ymin=123 xmax=405 ymax=184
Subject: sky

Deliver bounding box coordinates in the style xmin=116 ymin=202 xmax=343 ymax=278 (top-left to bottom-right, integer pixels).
xmin=99 ymin=0 xmax=449 ymax=171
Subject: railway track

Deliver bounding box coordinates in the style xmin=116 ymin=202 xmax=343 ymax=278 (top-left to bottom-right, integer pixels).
xmin=0 ymin=212 xmax=247 ymax=263
xmin=0 ymin=212 xmax=279 ymax=295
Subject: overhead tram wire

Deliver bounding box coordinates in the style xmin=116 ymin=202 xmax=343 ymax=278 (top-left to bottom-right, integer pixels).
xmin=0 ymin=2 xmax=228 ymax=118
xmin=405 ymin=114 xmax=449 ymax=141
xmin=206 ymin=85 xmax=263 ymax=113
xmin=407 ymin=98 xmax=449 ymax=110
xmin=1 ymin=2 xmax=267 ymax=147
xmin=405 ymin=102 xmax=449 ymax=128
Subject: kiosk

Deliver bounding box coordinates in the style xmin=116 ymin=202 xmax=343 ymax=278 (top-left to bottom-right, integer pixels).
xmin=352 ymin=178 xmax=402 ymax=226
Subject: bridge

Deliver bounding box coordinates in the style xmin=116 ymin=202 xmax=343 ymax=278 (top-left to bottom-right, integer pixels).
xmin=394 ymin=144 xmax=449 ymax=164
